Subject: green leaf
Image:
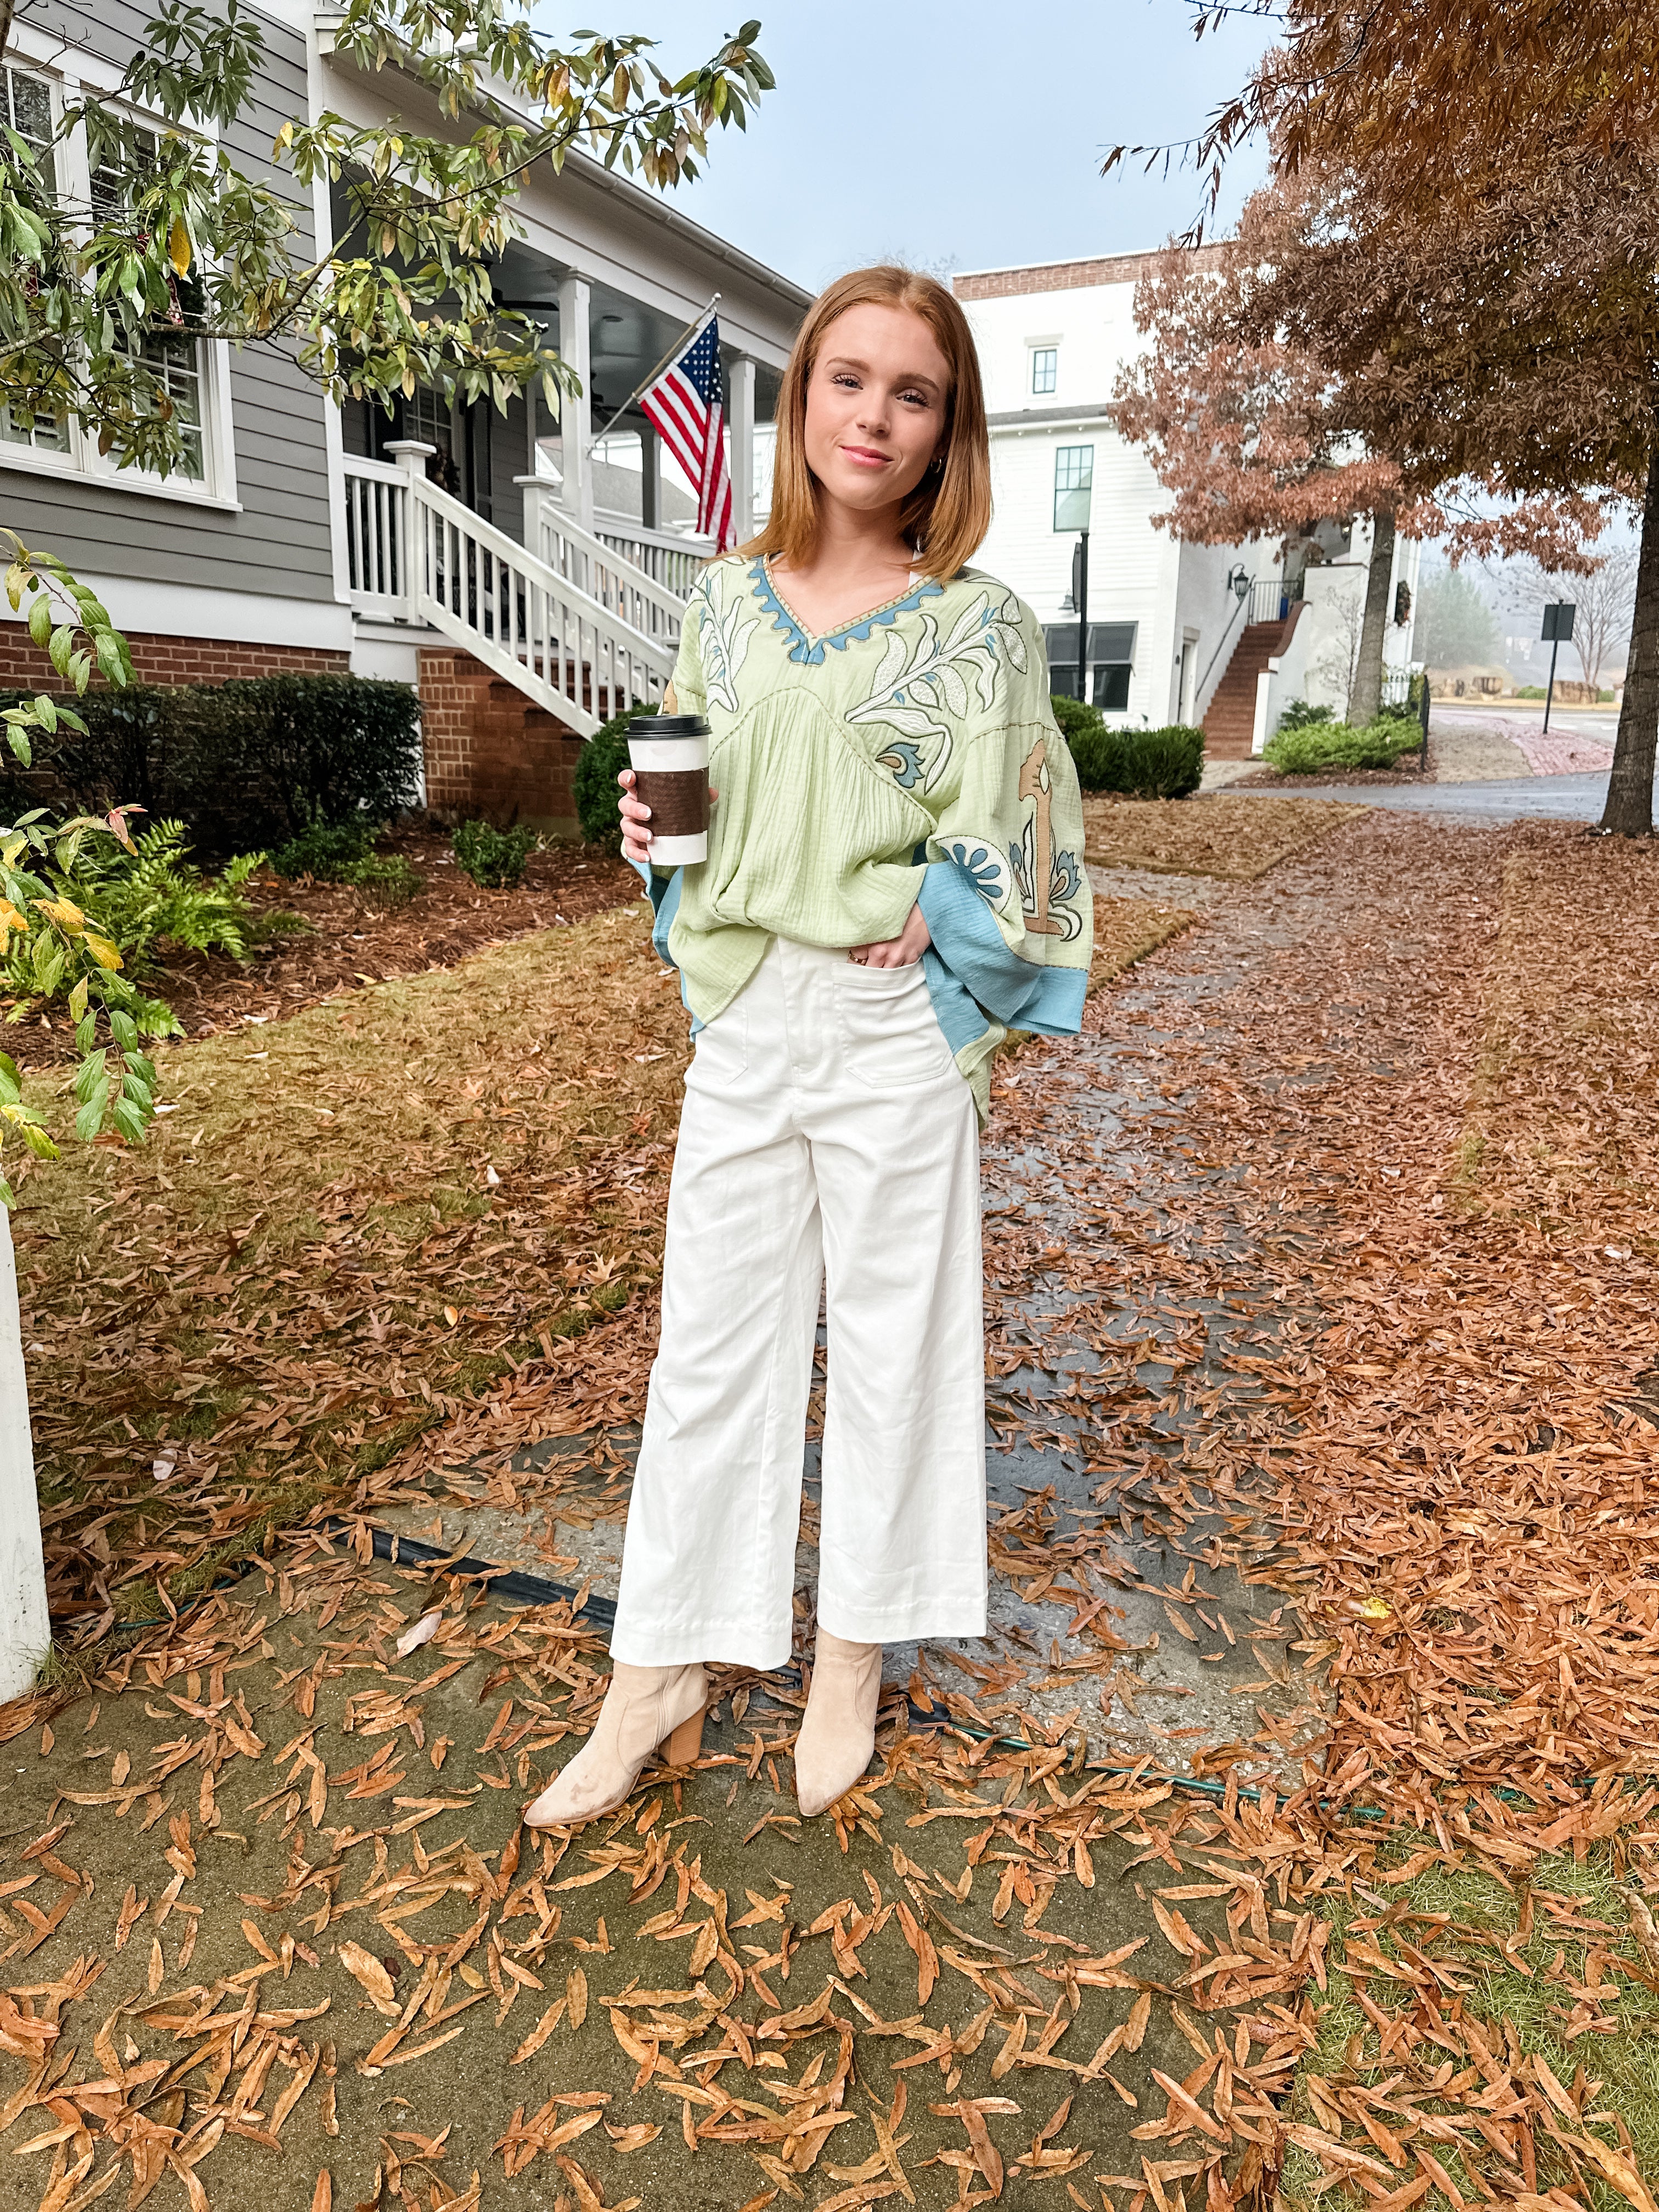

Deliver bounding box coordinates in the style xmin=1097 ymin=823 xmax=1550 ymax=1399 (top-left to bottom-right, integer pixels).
xmin=18 ymin=1121 xmax=57 ymax=1160
xmin=0 ymin=1177 xmax=16 ymax=1212
xmin=74 ymin=1047 xmax=106 ymax=1104
xmin=67 ymin=977 xmax=88 ymax=1024
xmin=109 ymin=1008 xmax=138 ymax=1052
xmin=74 ymin=1073 xmax=111 ymax=1142
xmin=26 ymin=594 xmax=52 ymax=650
xmin=111 ymin=1098 xmax=148 ymax=1143
xmin=47 ymin=625 xmax=73 ymax=679
xmin=33 ymin=694 xmax=57 ymax=735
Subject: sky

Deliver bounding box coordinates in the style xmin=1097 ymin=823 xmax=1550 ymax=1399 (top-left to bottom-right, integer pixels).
xmin=547 ymin=1 xmax=1276 ymax=290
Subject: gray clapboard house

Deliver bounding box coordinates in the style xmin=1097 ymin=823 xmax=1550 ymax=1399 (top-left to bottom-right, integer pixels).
xmin=0 ymin=0 xmax=808 ymax=829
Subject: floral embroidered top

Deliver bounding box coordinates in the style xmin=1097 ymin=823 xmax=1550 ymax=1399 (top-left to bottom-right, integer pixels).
xmin=641 ymin=554 xmax=1092 ymax=1122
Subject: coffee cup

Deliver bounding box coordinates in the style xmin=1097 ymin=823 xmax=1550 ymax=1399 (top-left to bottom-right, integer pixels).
xmin=625 ymin=713 xmax=712 ymax=865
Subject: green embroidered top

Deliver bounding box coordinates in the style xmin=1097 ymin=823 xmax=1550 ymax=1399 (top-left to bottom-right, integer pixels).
xmin=645 ymin=554 xmax=1092 ymax=1121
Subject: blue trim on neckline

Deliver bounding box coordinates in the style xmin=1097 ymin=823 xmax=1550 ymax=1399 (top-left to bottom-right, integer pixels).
xmin=748 ymin=557 xmax=944 ymax=665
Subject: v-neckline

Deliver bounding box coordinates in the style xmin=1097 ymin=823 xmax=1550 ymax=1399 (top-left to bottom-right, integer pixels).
xmin=761 ymin=555 xmax=925 ymax=648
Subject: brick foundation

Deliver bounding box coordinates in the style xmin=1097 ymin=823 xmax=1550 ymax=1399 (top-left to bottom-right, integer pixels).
xmin=417 ymin=646 xmax=586 ymax=836
xmin=0 ymin=623 xmax=349 ymax=690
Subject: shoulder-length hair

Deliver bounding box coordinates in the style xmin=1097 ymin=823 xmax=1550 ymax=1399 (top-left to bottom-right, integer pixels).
xmin=740 ymin=265 xmax=991 ymax=584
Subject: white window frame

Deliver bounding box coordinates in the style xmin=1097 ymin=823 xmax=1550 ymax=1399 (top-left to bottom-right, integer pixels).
xmin=0 ymin=33 xmax=240 ymax=511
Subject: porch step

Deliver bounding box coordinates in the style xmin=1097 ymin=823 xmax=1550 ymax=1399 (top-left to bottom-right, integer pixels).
xmin=1201 ymin=608 xmax=1306 ymax=761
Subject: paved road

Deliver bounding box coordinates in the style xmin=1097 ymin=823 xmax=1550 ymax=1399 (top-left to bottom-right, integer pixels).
xmin=1226 ymin=770 xmax=1646 ymax=822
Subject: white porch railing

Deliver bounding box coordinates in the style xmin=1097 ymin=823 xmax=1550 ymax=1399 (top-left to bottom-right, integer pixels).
xmin=342 ymin=453 xmax=410 ymax=621
xmin=594 ymin=510 xmax=715 ymax=602
xmin=345 ymin=447 xmax=674 ymax=738
xmin=520 ymin=484 xmax=697 ymax=663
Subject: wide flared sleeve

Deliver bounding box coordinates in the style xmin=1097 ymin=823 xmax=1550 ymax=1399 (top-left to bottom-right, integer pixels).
xmin=914 ymin=591 xmax=1092 ymax=1039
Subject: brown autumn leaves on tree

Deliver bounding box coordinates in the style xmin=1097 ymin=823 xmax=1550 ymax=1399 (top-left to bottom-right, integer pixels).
xmin=1113 ymin=2 xmax=1659 ymax=833
xmin=1108 ymin=174 xmax=1604 ymax=728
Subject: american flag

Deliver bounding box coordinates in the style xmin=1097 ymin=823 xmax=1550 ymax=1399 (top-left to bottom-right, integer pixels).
xmin=639 ymin=315 xmax=734 ymax=550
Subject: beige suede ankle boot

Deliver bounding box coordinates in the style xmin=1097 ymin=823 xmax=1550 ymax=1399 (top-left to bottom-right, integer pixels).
xmin=794 ymin=1633 xmax=883 ymax=1817
xmin=523 ymin=1661 xmax=708 ymax=1829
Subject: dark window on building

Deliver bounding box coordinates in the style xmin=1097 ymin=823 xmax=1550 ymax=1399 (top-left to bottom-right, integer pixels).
xmin=1043 ymin=622 xmax=1136 ymax=710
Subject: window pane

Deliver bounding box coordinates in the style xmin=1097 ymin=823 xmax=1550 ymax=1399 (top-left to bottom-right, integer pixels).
xmin=1031 ymin=347 xmax=1057 ymax=396
xmin=4 ymin=65 xmax=56 ymax=193
xmin=91 ymin=119 xmax=159 ymax=221
xmin=1053 ymin=444 xmax=1093 ymax=533
xmin=120 ymin=329 xmax=206 ymax=478
xmin=0 ymin=398 xmax=69 ymax=453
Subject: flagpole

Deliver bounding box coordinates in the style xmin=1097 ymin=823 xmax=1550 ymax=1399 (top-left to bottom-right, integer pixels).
xmin=585 ymin=294 xmax=721 ymax=454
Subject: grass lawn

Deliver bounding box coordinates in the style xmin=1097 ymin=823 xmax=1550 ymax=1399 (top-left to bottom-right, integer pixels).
xmin=1280 ymin=1847 xmax=1659 ymax=2210
xmin=16 ymin=899 xmax=690 ymax=1631
xmin=1082 ymin=793 xmax=1368 ymax=880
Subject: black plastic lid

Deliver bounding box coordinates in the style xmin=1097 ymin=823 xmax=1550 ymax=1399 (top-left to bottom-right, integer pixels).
xmin=628 ymin=713 xmax=710 ymax=736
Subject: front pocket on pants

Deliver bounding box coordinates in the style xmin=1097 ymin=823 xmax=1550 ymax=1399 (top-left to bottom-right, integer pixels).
xmin=832 ymin=961 xmax=955 ymax=1089
xmin=691 ymin=992 xmax=747 ymax=1084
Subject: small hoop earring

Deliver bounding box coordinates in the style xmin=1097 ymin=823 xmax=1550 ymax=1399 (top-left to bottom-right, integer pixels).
xmin=930 ymin=454 xmax=945 ymax=475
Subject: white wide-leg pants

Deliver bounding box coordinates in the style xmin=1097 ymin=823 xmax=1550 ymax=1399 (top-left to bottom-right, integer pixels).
xmin=611 ymin=935 xmax=986 ymax=1669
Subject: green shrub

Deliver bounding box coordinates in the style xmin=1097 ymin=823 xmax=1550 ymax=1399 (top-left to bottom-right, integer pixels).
xmin=575 ymin=702 xmax=658 ymax=853
xmin=1278 ymin=699 xmax=1335 ymax=731
xmin=1048 ymin=692 xmax=1106 ymax=745
xmin=1263 ymin=718 xmax=1424 ymax=774
xmin=1516 ymin=685 xmax=1547 ymax=699
xmin=1066 ymin=725 xmax=1118 ymax=791
xmin=452 ymin=818 xmax=538 ymax=890
xmin=1064 ymin=719 xmax=1205 ymax=799
xmin=0 ymin=675 xmax=422 ymax=853
xmin=270 ymin=819 xmax=377 ymax=882
xmin=347 ymin=853 xmax=424 ymax=907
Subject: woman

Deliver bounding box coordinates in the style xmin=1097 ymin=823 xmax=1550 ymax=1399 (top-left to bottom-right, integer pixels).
xmin=526 ymin=266 xmax=1091 ymax=1828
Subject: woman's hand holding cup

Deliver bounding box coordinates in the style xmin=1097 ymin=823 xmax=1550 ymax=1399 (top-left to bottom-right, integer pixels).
xmin=618 ymin=768 xmax=653 ymax=866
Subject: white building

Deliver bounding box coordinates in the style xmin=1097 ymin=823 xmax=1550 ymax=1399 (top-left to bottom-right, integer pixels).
xmin=952 ymin=253 xmax=1421 ymax=754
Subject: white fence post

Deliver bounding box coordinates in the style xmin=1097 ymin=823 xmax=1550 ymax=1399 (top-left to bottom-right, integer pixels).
xmin=385 ymin=442 xmax=436 ymax=622
xmin=0 ymin=1211 xmax=49 ymax=1703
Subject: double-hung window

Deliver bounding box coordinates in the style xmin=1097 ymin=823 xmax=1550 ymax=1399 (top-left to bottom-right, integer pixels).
xmin=91 ymin=116 xmax=208 ymax=482
xmin=1 ymin=66 xmax=71 ymax=454
xmin=1030 ymin=346 xmax=1057 ymax=396
xmin=0 ymin=54 xmax=229 ymax=502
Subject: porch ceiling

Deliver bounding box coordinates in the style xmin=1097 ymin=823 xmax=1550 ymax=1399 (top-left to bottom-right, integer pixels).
xmin=490 ymin=243 xmax=781 ymax=425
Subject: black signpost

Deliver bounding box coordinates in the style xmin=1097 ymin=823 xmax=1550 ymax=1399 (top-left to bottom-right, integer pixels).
xmin=1072 ymin=531 xmax=1091 ymax=703
xmin=1540 ymin=601 xmax=1576 ymax=735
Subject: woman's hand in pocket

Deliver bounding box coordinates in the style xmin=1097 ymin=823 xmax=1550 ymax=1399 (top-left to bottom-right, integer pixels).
xmin=849 ymin=904 xmax=932 ymax=969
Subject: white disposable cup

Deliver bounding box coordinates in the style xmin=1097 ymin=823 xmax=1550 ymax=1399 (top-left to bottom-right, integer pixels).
xmin=628 ymin=727 xmax=710 ymax=864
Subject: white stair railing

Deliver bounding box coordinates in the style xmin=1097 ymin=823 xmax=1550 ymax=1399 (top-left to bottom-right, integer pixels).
xmin=343 ymin=446 xmax=675 ymax=738
xmin=594 ymin=511 xmax=715 ymax=603
xmin=518 ymin=481 xmax=700 ymax=662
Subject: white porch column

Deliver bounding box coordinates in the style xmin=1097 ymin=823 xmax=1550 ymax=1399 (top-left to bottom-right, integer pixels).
xmin=557 ymin=272 xmax=594 ymax=532
xmin=729 ymin=353 xmax=756 ymax=544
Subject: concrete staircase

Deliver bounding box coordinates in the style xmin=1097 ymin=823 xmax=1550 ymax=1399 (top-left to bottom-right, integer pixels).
xmin=1202 ymin=605 xmax=1305 ymax=760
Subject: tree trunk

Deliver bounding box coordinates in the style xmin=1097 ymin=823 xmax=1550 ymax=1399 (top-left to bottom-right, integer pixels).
xmin=0 ymin=1211 xmax=49 ymax=1702
xmin=1600 ymin=438 xmax=1659 ymax=837
xmin=1349 ymin=506 xmax=1397 ymax=725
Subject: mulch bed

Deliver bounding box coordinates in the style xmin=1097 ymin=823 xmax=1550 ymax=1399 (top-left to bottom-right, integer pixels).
xmin=3 ymin=829 xmax=639 ymax=1071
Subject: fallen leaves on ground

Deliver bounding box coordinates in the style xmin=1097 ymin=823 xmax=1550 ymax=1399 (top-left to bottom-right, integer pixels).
xmin=15 ymin=901 xmax=685 ymax=1634
xmin=5 ymin=808 xmax=1658 ymax=2210
xmin=1081 ymin=793 xmax=1368 ymax=879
